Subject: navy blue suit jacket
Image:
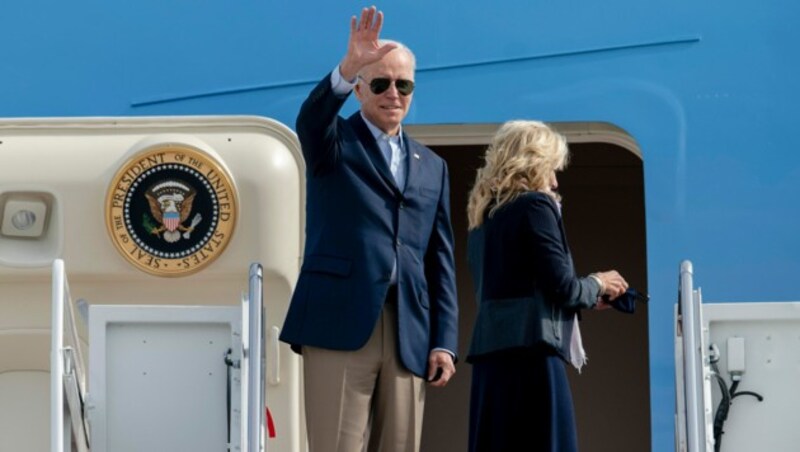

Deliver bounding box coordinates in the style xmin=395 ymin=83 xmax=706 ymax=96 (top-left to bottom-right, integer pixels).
xmin=280 ymin=73 xmax=459 ymax=377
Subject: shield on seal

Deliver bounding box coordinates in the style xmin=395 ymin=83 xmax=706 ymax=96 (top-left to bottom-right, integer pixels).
xmin=144 ymin=180 xmax=197 ymax=241
xmin=163 ymin=211 xmax=180 ymax=232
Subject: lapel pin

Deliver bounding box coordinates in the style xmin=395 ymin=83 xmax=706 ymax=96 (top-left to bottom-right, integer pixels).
xmin=414 ymin=153 xmax=420 ymax=159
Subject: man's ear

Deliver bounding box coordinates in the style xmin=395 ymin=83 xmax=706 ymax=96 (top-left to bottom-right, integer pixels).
xmin=353 ymin=82 xmax=363 ymax=101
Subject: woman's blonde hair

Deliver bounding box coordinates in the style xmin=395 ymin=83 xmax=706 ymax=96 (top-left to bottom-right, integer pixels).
xmin=467 ymin=120 xmax=569 ymax=229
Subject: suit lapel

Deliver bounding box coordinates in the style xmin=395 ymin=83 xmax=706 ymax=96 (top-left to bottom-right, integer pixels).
xmin=349 ymin=113 xmax=401 ymax=197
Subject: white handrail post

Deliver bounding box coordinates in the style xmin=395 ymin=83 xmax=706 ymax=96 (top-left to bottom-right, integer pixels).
xmin=51 ymin=259 xmax=65 ymax=452
xmin=679 ymin=260 xmax=707 ymax=452
xmin=248 ymin=263 xmax=265 ymax=452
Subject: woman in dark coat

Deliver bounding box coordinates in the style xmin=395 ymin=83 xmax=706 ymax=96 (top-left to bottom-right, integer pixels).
xmin=465 ymin=120 xmax=629 ymax=452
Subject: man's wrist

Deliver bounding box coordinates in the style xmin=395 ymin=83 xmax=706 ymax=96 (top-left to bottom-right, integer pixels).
xmin=330 ymin=65 xmax=357 ymax=96
xmin=338 ymin=59 xmax=358 ymax=83
xmin=432 ymin=347 xmax=455 ymax=361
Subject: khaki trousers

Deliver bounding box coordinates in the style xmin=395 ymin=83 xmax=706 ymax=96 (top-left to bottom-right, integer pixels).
xmin=302 ymin=295 xmax=425 ymax=452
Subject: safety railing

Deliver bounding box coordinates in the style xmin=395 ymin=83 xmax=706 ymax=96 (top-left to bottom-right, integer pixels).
xmin=676 ymin=260 xmax=712 ymax=452
xmin=51 ymin=259 xmax=90 ymax=452
xmin=52 ymin=260 xmax=264 ymax=451
xmin=241 ymin=262 xmax=266 ymax=452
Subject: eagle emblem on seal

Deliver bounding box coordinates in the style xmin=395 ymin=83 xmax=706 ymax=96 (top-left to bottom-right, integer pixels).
xmin=143 ymin=180 xmax=203 ymax=243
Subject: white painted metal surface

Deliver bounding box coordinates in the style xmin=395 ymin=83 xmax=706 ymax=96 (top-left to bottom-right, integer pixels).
xmin=702 ymin=302 xmax=800 ymax=451
xmin=0 ymin=116 xmax=305 ymax=451
xmin=676 ymin=260 xmax=800 ymax=452
xmin=88 ymin=305 xmax=240 ymax=452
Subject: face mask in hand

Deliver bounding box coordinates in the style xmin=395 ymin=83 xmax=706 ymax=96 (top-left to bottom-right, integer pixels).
xmin=602 ymin=288 xmax=649 ymax=314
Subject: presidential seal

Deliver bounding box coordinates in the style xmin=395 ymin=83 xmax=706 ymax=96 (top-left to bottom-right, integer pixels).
xmin=106 ymin=144 xmax=237 ymax=276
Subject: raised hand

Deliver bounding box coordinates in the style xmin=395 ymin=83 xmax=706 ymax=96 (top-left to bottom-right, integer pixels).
xmin=339 ymin=6 xmax=398 ymax=81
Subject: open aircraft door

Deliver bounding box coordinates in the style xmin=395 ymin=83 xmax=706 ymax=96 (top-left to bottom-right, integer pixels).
xmin=675 ymin=261 xmax=800 ymax=451
xmin=0 ymin=116 xmax=305 ymax=451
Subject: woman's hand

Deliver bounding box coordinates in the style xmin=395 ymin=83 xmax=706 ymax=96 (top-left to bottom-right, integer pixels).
xmin=595 ymin=270 xmax=628 ymax=300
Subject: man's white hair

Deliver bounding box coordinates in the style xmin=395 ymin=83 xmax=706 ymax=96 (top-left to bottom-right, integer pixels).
xmin=378 ymin=39 xmax=416 ymax=70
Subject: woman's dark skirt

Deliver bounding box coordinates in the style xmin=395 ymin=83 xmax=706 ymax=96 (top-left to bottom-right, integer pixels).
xmin=468 ymin=347 xmax=578 ymax=452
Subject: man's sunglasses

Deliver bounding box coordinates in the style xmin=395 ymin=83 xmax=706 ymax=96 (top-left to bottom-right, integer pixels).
xmin=358 ymin=76 xmax=415 ymax=96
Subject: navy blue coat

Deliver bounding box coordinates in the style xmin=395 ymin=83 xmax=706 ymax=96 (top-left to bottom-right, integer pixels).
xmin=466 ymin=192 xmax=600 ymax=363
xmin=280 ymin=73 xmax=459 ymax=377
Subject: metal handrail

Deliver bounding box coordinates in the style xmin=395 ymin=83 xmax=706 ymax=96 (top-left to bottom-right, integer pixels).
xmin=51 ymin=260 xmax=65 ymax=452
xmin=247 ymin=263 xmax=266 ymax=452
xmin=51 ymin=259 xmax=90 ymax=452
xmin=678 ymin=260 xmax=708 ymax=452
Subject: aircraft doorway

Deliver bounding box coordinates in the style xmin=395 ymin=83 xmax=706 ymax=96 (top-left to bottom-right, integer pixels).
xmin=407 ymin=122 xmax=650 ymax=452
